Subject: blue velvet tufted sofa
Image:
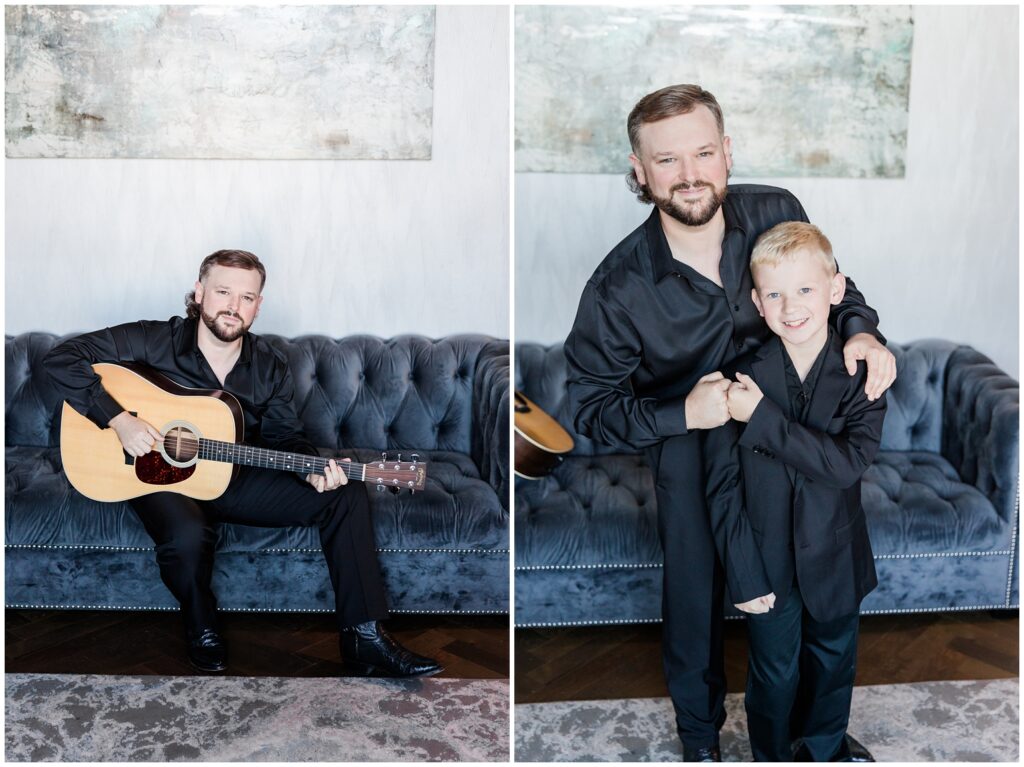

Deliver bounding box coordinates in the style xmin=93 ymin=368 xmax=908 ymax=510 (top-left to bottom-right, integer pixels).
xmin=515 ymin=339 xmax=1018 ymax=627
xmin=6 ymin=331 xmax=509 ymax=617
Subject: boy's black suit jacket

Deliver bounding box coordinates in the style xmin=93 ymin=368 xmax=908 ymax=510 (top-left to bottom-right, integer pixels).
xmin=704 ymin=332 xmax=887 ymax=623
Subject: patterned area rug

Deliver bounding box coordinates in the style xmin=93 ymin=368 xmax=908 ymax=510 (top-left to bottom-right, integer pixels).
xmin=6 ymin=673 xmax=508 ymax=762
xmin=515 ymin=678 xmax=1018 ymax=762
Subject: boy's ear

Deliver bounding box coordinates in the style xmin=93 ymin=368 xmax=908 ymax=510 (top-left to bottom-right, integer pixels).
xmin=830 ymin=273 xmax=847 ymax=306
xmin=750 ymin=288 xmax=764 ymax=317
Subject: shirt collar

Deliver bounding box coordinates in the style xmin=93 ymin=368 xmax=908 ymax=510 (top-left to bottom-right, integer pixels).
xmin=646 ymin=189 xmax=748 ymax=283
xmin=781 ymin=327 xmax=833 ymax=391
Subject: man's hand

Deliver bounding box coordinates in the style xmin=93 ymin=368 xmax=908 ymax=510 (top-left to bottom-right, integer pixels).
xmin=109 ymin=411 xmax=163 ymax=457
xmin=843 ymin=333 xmax=897 ymax=401
xmin=726 ymin=372 xmax=764 ymax=423
xmin=685 ymin=372 xmax=732 ymax=430
xmin=306 ymin=458 xmax=351 ymax=493
xmin=735 ymin=592 xmax=776 ymax=614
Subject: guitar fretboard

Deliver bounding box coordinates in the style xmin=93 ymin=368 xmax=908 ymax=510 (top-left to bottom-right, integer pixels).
xmin=198 ymin=438 xmax=364 ymax=479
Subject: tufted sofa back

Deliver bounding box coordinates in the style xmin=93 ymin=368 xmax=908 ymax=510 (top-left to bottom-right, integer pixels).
xmin=7 ymin=332 xmax=507 ymax=455
xmin=515 ymin=338 xmax=986 ymax=456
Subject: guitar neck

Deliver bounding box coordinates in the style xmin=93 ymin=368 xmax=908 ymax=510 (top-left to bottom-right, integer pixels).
xmin=198 ymin=438 xmax=365 ymax=479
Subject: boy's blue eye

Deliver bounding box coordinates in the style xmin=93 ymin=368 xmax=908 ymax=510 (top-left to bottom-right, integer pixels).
xmin=800 ymin=287 xmax=812 ymax=294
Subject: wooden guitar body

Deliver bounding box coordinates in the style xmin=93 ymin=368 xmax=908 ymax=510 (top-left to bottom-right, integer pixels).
xmin=513 ymin=391 xmax=574 ymax=480
xmin=60 ymin=363 xmax=242 ymax=502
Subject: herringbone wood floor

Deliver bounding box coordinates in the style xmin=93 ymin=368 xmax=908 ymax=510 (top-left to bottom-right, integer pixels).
xmin=515 ymin=610 xmax=1019 ymax=703
xmin=5 ymin=610 xmax=509 ymax=678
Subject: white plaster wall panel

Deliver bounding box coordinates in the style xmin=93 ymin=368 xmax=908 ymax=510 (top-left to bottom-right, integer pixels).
xmin=5 ymin=6 xmax=509 ymax=340
xmin=514 ymin=6 xmax=1018 ymax=377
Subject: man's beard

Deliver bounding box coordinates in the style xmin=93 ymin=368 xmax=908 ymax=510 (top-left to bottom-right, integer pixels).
xmin=650 ymin=181 xmax=727 ymax=227
xmin=200 ymin=306 xmax=250 ymax=342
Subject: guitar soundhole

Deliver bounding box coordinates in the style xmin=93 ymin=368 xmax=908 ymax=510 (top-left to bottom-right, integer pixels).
xmin=164 ymin=426 xmax=200 ymax=463
xmin=136 ymin=452 xmax=196 ymax=486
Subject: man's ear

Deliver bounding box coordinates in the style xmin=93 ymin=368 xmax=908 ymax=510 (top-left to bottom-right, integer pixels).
xmin=193 ymin=280 xmax=204 ymax=304
xmin=830 ymin=272 xmax=847 ymax=306
xmin=750 ymin=287 xmax=764 ymax=317
xmin=254 ymin=294 xmax=263 ymax=318
xmin=628 ymin=152 xmax=647 ymax=187
xmin=723 ymin=135 xmax=733 ymax=174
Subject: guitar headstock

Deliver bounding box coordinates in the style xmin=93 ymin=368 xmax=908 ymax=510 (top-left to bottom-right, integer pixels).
xmin=366 ymin=452 xmax=427 ymax=493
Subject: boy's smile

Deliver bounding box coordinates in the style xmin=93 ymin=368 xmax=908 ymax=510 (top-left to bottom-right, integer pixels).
xmin=751 ymin=248 xmax=846 ymax=356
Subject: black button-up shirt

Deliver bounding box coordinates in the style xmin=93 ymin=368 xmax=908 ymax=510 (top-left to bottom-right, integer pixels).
xmin=781 ymin=330 xmax=832 ymax=425
xmin=564 ymin=184 xmax=882 ymax=450
xmin=43 ymin=315 xmax=317 ymax=456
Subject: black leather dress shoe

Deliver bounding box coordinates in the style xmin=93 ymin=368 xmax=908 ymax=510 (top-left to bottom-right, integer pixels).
xmin=682 ymin=744 xmax=721 ymax=762
xmin=187 ymin=628 xmax=227 ymax=673
xmin=340 ymin=621 xmax=443 ymax=678
xmin=836 ymin=734 xmax=875 ymax=762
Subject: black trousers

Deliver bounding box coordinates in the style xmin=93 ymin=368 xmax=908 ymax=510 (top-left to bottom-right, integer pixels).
xmin=648 ymin=433 xmax=728 ymax=750
xmin=745 ymin=581 xmax=860 ymax=762
xmin=129 ymin=467 xmax=391 ymax=633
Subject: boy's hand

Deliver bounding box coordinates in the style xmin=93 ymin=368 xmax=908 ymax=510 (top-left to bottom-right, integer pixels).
xmin=735 ymin=592 xmax=776 ymax=614
xmin=726 ymin=372 xmax=764 ymax=423
xmin=685 ymin=371 xmax=732 ymax=430
xmin=843 ymin=333 xmax=897 ymax=401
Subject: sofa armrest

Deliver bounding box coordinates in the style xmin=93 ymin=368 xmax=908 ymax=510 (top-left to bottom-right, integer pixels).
xmin=471 ymin=342 xmax=510 ymax=510
xmin=942 ymin=347 xmax=1019 ymax=525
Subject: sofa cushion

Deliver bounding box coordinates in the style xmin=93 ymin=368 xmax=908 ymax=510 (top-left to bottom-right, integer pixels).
xmin=514 ymin=451 xmax=1008 ymax=569
xmin=515 ymin=455 xmax=659 ymax=568
xmin=862 ymin=452 xmax=1008 ymax=555
xmin=6 ymin=446 xmax=506 ymax=552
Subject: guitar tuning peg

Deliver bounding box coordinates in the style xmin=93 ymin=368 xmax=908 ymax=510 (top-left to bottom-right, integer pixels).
xmin=411 ymin=453 xmax=420 ymax=464
xmin=388 ymin=486 xmax=400 ymax=495
xmin=376 ymin=485 xmax=385 ymax=493
xmin=397 ymin=453 xmax=402 ymax=462
xmin=381 ymin=451 xmax=387 ymax=462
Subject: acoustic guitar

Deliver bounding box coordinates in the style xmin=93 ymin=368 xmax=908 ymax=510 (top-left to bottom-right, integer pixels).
xmin=59 ymin=362 xmax=427 ymax=502
xmin=513 ymin=391 xmax=574 ymax=480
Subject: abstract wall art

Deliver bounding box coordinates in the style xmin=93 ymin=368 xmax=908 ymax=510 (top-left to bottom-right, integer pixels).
xmin=6 ymin=5 xmax=435 ymax=159
xmin=515 ymin=5 xmax=913 ymax=177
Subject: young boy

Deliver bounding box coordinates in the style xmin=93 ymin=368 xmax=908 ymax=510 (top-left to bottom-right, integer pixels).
xmin=704 ymin=221 xmax=887 ymax=762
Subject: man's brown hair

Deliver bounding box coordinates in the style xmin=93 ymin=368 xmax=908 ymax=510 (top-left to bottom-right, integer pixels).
xmin=185 ymin=249 xmax=266 ymax=319
xmin=626 ymin=84 xmax=726 ymax=204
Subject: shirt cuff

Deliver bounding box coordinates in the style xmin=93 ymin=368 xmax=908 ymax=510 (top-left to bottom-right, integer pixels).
xmin=652 ymin=397 xmax=689 ymax=438
xmin=841 ymin=315 xmax=886 ymax=345
xmin=86 ymin=389 xmax=126 ymax=430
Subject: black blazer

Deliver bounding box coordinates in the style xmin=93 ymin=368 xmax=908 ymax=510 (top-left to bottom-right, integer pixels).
xmin=704 ymin=333 xmax=887 ymax=623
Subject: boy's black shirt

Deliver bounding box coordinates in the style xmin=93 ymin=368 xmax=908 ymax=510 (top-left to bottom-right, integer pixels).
xmin=704 ymin=331 xmax=887 ymax=622
xmin=781 ymin=334 xmax=830 ymax=423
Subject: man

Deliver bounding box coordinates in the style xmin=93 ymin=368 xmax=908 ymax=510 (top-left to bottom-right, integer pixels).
xmin=564 ymin=85 xmax=896 ymax=761
xmin=44 ymin=249 xmax=441 ymax=677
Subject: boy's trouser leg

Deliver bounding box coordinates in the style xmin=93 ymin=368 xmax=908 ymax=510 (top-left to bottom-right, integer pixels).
xmin=129 ymin=493 xmax=219 ymax=633
xmin=792 ymin=609 xmax=860 ymax=761
xmin=208 ymin=467 xmax=391 ymax=629
xmin=744 ymin=583 xmax=803 ymax=762
xmin=650 ymin=435 xmax=727 ymax=750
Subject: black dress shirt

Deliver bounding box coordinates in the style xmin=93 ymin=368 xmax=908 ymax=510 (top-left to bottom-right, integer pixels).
xmin=43 ymin=315 xmax=318 ymax=457
xmin=781 ymin=331 xmax=832 ymax=425
xmin=564 ymin=185 xmax=883 ymax=451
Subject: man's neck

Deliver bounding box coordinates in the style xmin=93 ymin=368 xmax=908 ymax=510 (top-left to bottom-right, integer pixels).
xmin=659 ymin=209 xmax=727 ymax=283
xmin=196 ymin=325 xmax=243 ymax=382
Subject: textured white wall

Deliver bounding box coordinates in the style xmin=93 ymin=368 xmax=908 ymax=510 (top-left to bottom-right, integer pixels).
xmin=5 ymin=6 xmax=509 ymax=340
xmin=515 ymin=6 xmax=1019 ymax=377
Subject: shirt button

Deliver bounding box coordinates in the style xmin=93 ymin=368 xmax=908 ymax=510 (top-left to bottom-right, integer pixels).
xmin=733 ymin=303 xmax=740 ymax=311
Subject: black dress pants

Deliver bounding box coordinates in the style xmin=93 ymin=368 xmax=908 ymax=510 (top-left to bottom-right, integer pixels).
xmin=744 ymin=581 xmax=860 ymax=762
xmin=128 ymin=466 xmax=391 ymax=633
xmin=648 ymin=432 xmax=727 ymax=750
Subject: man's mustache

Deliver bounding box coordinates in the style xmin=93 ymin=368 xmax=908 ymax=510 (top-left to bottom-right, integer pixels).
xmin=670 ymin=181 xmax=711 ymax=193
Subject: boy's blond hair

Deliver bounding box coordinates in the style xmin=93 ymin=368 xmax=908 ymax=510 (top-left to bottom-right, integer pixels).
xmin=750 ymin=222 xmax=837 ymax=278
